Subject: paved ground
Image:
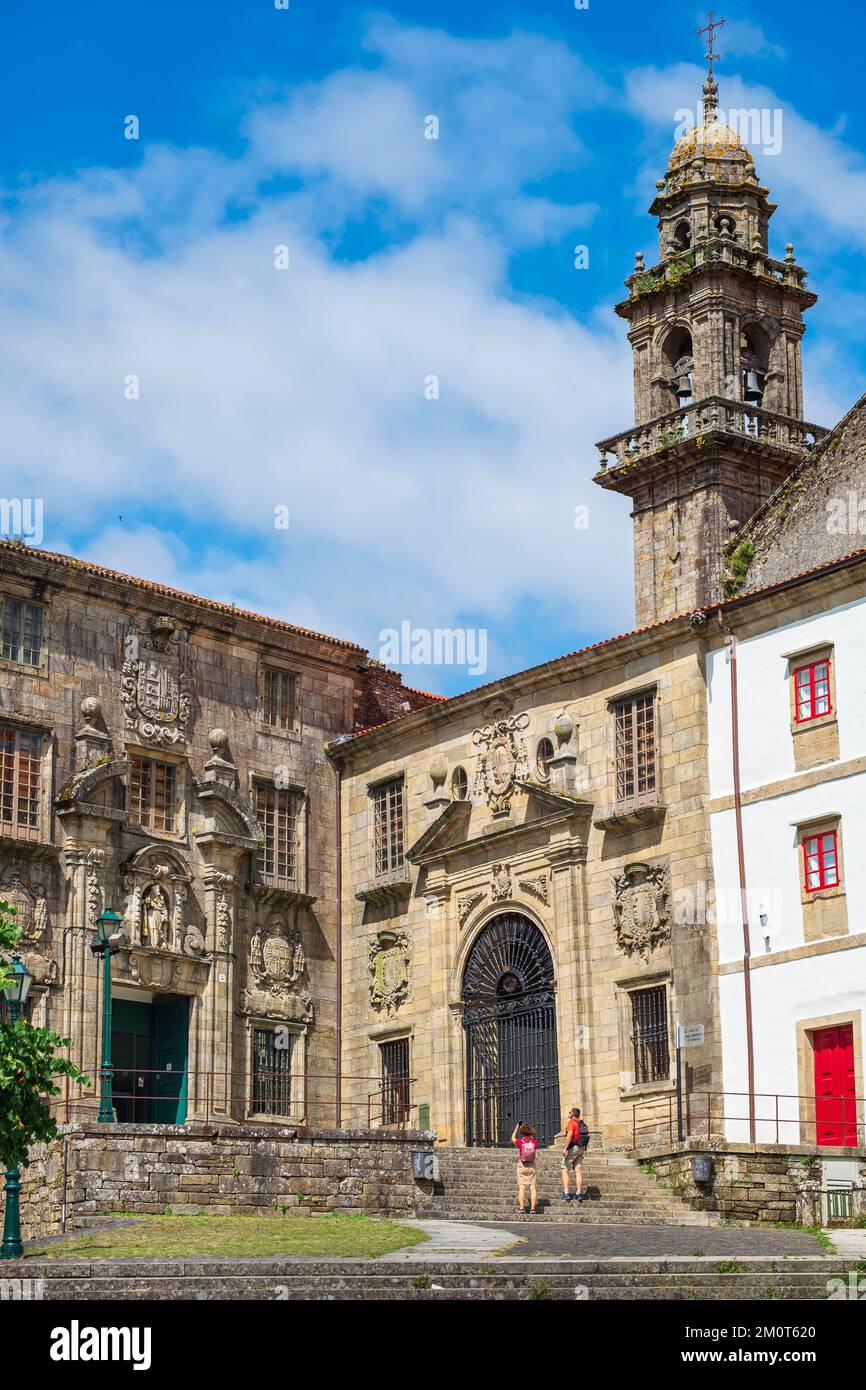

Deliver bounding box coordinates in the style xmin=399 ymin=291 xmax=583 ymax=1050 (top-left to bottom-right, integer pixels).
xmin=822 ymin=1227 xmax=866 ymax=1259
xmin=464 ymin=1220 xmax=830 ymax=1260
xmin=380 ymin=1221 xmax=513 ymax=1261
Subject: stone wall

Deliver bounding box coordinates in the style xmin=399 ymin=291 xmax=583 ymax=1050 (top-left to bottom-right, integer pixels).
xmin=635 ymin=1140 xmax=866 ymax=1225
xmin=15 ymin=1123 xmax=435 ymax=1242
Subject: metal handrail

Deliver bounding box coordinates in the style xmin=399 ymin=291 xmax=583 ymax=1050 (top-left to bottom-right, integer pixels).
xmin=51 ymin=1068 xmax=419 ymax=1133
xmin=632 ymin=1088 xmax=866 ymax=1149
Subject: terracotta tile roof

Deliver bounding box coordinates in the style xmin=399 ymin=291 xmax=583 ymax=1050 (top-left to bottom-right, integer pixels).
xmin=0 ymin=540 xmax=366 ymax=653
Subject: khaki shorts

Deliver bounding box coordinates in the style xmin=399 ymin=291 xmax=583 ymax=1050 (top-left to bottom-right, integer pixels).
xmin=562 ymin=1145 xmax=585 ymax=1171
xmin=517 ymin=1163 xmax=538 ymax=1189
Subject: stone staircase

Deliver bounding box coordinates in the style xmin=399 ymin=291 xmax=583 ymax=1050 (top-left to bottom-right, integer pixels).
xmin=7 ymin=1256 xmax=852 ymax=1300
xmin=418 ymin=1145 xmax=712 ymax=1225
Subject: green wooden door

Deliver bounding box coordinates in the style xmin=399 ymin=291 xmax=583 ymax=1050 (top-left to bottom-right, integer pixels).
xmin=151 ymin=994 xmax=189 ymax=1124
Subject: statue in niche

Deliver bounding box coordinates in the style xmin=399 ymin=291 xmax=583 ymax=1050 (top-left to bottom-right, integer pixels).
xmin=141 ymin=885 xmax=170 ymax=949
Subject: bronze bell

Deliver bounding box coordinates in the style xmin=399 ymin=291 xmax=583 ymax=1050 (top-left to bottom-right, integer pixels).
xmin=743 ymin=369 xmax=763 ymax=403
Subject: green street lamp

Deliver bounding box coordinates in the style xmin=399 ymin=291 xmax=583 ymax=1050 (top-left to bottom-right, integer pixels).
xmin=90 ymin=908 xmax=122 ymax=1125
xmin=1 ymin=953 xmax=34 ymax=1260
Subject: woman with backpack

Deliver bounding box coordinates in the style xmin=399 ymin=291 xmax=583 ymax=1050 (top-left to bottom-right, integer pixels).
xmin=561 ymin=1107 xmax=589 ymax=1203
xmin=511 ymin=1122 xmax=539 ymax=1215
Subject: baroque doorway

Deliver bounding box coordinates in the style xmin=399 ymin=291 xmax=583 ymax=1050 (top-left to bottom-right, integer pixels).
xmin=462 ymin=913 xmax=560 ymax=1146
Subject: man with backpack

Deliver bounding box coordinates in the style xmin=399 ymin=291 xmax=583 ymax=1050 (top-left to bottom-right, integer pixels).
xmin=511 ymin=1122 xmax=539 ymax=1215
xmin=561 ymin=1106 xmax=590 ymax=1203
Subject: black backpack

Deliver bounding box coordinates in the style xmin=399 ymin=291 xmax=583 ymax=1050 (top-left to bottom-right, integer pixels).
xmin=570 ymin=1118 xmax=590 ymax=1150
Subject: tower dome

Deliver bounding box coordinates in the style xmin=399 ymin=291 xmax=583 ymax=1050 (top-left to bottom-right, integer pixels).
xmin=666 ymin=79 xmax=755 ymax=186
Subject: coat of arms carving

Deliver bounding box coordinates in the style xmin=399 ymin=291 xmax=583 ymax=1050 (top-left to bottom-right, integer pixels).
xmin=472 ymin=713 xmax=530 ymax=815
xmin=241 ymin=915 xmax=313 ymax=1023
xmin=613 ymin=862 xmax=672 ymax=962
xmin=0 ymin=867 xmax=58 ymax=985
xmin=121 ymin=615 xmax=191 ymax=746
xmin=490 ymin=863 xmax=512 ymax=901
xmin=369 ymin=930 xmax=410 ymax=1015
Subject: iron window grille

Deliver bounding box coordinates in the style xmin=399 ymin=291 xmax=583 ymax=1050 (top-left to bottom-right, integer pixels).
xmin=1 ymin=598 xmax=44 ymax=668
xmin=630 ymin=985 xmax=670 ymax=1085
xmin=614 ymin=692 xmax=656 ymax=809
xmin=255 ymin=783 xmax=299 ymax=887
xmin=380 ymin=1038 xmax=410 ymax=1125
xmin=261 ymin=667 xmax=296 ymax=731
xmin=373 ymin=779 xmax=405 ymax=877
xmin=252 ymin=1028 xmax=294 ymax=1117
xmin=803 ymin=830 xmax=840 ymax=892
xmin=793 ymin=658 xmax=831 ymax=723
xmin=128 ymin=756 xmax=178 ymax=833
xmin=0 ymin=725 xmax=41 ymax=841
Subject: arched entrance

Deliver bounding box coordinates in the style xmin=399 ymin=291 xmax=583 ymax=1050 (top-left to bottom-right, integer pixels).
xmin=462 ymin=913 xmax=560 ymax=1147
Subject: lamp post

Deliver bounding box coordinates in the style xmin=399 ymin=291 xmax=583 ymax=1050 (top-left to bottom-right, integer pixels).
xmin=1 ymin=953 xmax=34 ymax=1259
xmin=90 ymin=908 xmax=122 ymax=1125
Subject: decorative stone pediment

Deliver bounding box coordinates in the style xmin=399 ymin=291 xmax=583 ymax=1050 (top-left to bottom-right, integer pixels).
xmin=121 ymin=615 xmax=191 ymax=747
xmin=613 ymin=861 xmax=672 ymax=962
xmin=369 ymin=929 xmax=410 ymax=1016
xmin=120 ymin=846 xmax=199 ymax=955
xmin=240 ymin=913 xmax=313 ymax=1023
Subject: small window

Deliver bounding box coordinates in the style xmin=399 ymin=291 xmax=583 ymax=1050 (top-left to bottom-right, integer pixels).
xmin=379 ymin=1038 xmax=410 ymax=1125
xmin=0 ymin=725 xmax=41 ymax=841
xmin=255 ymin=783 xmax=300 ymax=887
xmin=793 ymin=658 xmax=832 ymax=724
xmin=261 ymin=667 xmax=296 ymax=731
xmin=614 ymin=692 xmax=656 ymax=808
xmin=536 ymin=737 xmax=554 ymax=780
xmin=373 ymin=778 xmax=405 ymax=877
xmin=128 ymin=756 xmax=178 ymax=833
xmin=451 ymin=766 xmax=469 ymax=801
xmin=631 ymin=986 xmax=670 ymax=1085
xmin=252 ymin=1028 xmax=294 ymax=1117
xmin=803 ymin=830 xmax=840 ymax=893
xmin=1 ymin=598 xmax=44 ymax=668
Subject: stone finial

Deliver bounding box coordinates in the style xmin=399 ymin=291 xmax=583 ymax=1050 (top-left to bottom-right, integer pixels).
xmin=553 ymin=712 xmax=574 ymax=749
xmin=75 ymin=695 xmax=112 ymax=769
xmin=702 ymin=77 xmax=719 ymax=123
xmin=785 ymin=243 xmax=795 ymax=263
xmin=634 ymin=251 xmax=645 ymax=272
xmin=429 ymin=756 xmax=447 ymax=791
xmin=203 ymin=728 xmax=236 ymax=788
xmin=424 ymin=755 xmax=451 ymax=817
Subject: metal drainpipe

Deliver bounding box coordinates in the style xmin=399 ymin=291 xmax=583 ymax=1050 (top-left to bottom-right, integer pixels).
xmin=334 ymin=755 xmax=343 ymax=1131
xmin=717 ymin=608 xmax=757 ymax=1142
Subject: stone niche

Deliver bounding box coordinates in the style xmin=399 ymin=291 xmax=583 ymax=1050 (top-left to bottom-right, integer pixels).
xmin=113 ymin=844 xmax=209 ymax=992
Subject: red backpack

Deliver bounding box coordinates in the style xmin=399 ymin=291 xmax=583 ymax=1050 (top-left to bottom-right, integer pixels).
xmin=516 ymin=1136 xmax=538 ymax=1164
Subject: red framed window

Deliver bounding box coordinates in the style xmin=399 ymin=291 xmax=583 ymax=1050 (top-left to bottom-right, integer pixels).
xmin=0 ymin=725 xmax=42 ymax=841
xmin=803 ymin=830 xmax=839 ymax=893
xmin=793 ymin=658 xmax=831 ymax=723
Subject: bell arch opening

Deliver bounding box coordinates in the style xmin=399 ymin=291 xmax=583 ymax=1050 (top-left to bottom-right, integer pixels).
xmin=461 ymin=913 xmax=561 ymax=1147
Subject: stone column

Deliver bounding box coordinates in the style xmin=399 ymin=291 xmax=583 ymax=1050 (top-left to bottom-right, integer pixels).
xmin=547 ymin=827 xmax=591 ymax=1132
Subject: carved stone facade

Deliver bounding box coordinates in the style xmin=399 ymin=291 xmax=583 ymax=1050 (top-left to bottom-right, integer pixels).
xmin=0 ymin=542 xmax=384 ymax=1127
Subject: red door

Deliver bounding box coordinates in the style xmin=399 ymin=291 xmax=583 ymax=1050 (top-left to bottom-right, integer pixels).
xmin=813 ymin=1025 xmax=857 ymax=1146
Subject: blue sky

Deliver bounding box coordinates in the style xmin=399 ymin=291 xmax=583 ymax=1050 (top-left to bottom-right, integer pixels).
xmin=2 ymin=0 xmax=866 ymax=692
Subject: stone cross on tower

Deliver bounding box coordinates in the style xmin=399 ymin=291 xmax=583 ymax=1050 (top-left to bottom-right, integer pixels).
xmin=592 ymin=40 xmax=826 ymax=626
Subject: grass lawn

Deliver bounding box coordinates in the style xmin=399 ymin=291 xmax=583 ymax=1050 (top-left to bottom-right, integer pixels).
xmin=27 ymin=1211 xmax=429 ymax=1260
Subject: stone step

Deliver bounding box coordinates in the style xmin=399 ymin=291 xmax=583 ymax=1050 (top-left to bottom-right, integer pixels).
xmin=10 ymin=1258 xmax=850 ymax=1301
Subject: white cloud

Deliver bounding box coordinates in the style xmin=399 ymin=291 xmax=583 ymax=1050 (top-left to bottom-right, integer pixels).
xmin=0 ymin=25 xmax=636 ymax=686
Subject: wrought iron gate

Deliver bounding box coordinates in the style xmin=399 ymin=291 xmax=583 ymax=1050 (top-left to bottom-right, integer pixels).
xmin=462 ymin=914 xmax=560 ymax=1147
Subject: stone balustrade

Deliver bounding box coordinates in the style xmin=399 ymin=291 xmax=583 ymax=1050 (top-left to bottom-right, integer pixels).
xmin=596 ymin=397 xmax=828 ymax=473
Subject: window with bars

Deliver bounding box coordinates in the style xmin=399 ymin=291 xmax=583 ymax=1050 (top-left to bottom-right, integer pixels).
xmin=630 ymin=985 xmax=670 ymax=1085
xmin=380 ymin=1038 xmax=410 ymax=1125
xmin=1 ymin=598 xmax=44 ymax=667
xmin=0 ymin=725 xmax=42 ymax=841
xmin=793 ymin=658 xmax=832 ymax=723
xmin=373 ymin=778 xmax=404 ymax=877
xmin=252 ymin=1028 xmax=294 ymax=1117
xmin=128 ymin=756 xmax=178 ymax=833
xmin=255 ymin=783 xmax=300 ymax=887
xmin=803 ymin=830 xmax=840 ymax=892
xmin=261 ymin=667 xmax=297 ymax=731
xmin=614 ymin=692 xmax=657 ymax=808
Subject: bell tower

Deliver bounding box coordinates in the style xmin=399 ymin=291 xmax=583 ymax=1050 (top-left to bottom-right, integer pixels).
xmin=595 ymin=25 xmax=825 ymax=625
